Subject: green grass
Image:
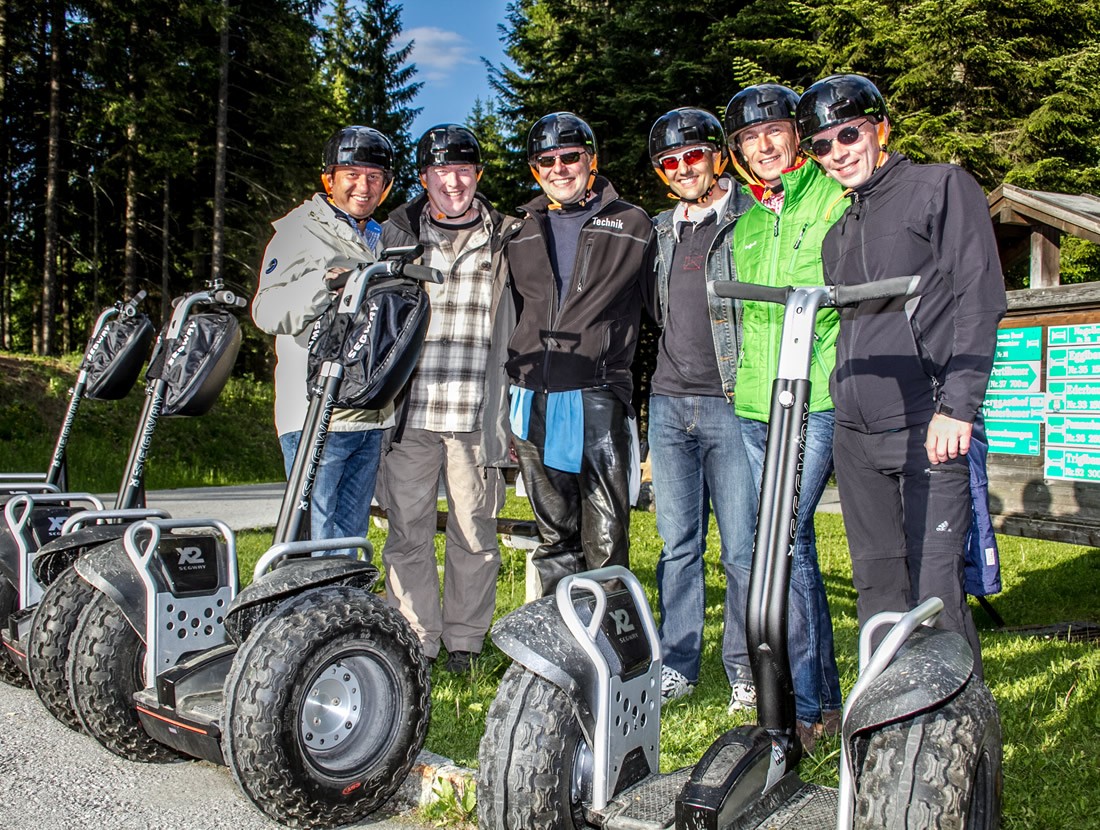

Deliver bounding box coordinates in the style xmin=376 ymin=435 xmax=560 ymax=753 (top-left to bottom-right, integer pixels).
xmin=237 ymin=496 xmax=1100 ymax=830
xmin=0 ymin=352 xmax=284 ymax=492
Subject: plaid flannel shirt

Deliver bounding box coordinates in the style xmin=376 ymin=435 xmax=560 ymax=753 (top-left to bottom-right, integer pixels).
xmin=403 ymin=204 xmax=495 ymax=432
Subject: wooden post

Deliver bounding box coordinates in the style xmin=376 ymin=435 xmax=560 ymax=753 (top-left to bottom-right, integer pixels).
xmin=1029 ymin=225 xmax=1061 ymax=288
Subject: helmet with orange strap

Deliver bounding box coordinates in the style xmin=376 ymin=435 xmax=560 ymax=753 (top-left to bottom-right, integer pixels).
xmin=648 ymin=107 xmax=728 ymax=200
xmin=723 ymin=84 xmax=800 ymax=188
xmin=320 ymin=125 xmax=396 ymax=203
xmin=526 ymin=112 xmax=598 ymax=204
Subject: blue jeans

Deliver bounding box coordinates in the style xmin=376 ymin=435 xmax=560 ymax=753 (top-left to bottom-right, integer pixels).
xmin=649 ymin=395 xmax=757 ymax=685
xmin=279 ymin=428 xmax=382 ymax=559
xmin=739 ymin=410 xmax=842 ymax=725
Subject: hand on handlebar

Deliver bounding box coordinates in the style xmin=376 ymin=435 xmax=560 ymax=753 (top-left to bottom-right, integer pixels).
xmin=925 ymin=413 xmax=972 ymax=464
xmin=325 ymin=267 xmax=352 ymax=291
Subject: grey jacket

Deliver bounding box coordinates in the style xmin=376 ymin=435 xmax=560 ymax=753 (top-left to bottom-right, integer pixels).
xmin=651 ymin=177 xmax=754 ymax=401
xmin=253 ymin=193 xmax=392 ymax=435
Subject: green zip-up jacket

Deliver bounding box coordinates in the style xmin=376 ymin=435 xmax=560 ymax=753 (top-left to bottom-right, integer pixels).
xmin=732 ymin=160 xmax=845 ymax=421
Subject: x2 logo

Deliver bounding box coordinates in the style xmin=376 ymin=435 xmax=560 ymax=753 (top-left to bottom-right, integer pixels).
xmin=48 ymin=516 xmax=67 ymax=534
xmin=610 ymin=609 xmax=635 ymax=635
xmin=176 ymin=546 xmax=205 ymax=567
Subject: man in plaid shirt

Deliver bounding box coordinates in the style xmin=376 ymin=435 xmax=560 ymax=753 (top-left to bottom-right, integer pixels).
xmin=378 ymin=125 xmax=521 ymax=673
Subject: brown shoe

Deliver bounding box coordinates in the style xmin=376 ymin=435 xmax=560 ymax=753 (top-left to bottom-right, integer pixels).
xmin=796 ymin=722 xmax=817 ymax=754
xmin=820 ymin=709 xmax=842 ymax=737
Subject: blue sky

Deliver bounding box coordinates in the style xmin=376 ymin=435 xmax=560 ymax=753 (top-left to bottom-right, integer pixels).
xmin=396 ymin=1 xmax=512 ymax=140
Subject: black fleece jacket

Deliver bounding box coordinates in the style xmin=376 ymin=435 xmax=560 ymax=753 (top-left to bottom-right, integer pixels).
xmin=821 ymin=153 xmax=1006 ymax=433
xmin=505 ymin=176 xmax=655 ymax=408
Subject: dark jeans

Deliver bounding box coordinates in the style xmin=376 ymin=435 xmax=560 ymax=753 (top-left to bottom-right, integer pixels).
xmin=649 ymin=394 xmax=756 ymax=685
xmin=740 ymin=411 xmax=842 ymax=725
xmin=513 ymin=387 xmax=631 ymax=597
xmin=833 ymin=422 xmax=982 ymax=678
xmin=279 ymin=428 xmax=382 ymax=559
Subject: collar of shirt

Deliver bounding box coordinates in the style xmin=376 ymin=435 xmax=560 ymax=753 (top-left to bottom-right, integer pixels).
xmin=325 ymin=199 xmax=382 ymax=252
xmin=674 ymin=179 xmax=732 ymax=242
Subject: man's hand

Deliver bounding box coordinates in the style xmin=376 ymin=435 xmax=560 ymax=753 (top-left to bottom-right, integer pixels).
xmin=325 ymin=267 xmax=351 ymax=291
xmin=925 ymin=413 xmax=972 ymax=464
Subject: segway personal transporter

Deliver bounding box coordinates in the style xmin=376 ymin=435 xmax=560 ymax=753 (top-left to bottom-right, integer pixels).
xmin=478 ymin=276 xmax=1002 ymax=829
xmin=0 ymin=291 xmax=154 ymax=497
xmin=11 ymin=282 xmax=243 ymax=721
xmin=0 ymin=291 xmax=156 ymax=687
xmin=64 ymin=249 xmax=438 ymax=828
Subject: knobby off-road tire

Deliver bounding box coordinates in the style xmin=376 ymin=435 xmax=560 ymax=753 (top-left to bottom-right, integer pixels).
xmin=222 ymin=585 xmax=430 ymax=829
xmin=67 ymin=591 xmax=181 ymax=762
xmin=0 ymin=578 xmax=31 ymax=687
xmin=478 ymin=662 xmax=595 ymax=830
xmin=853 ymin=676 xmax=1002 ymax=830
xmin=28 ymin=565 xmax=95 ymax=730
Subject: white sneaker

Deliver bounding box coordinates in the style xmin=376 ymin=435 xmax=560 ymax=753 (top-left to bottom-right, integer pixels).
xmin=660 ymin=666 xmax=695 ymax=702
xmin=727 ymin=680 xmax=757 ymax=714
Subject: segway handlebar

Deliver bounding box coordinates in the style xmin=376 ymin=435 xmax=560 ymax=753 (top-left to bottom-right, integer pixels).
xmin=712 ymin=274 xmax=920 ymax=307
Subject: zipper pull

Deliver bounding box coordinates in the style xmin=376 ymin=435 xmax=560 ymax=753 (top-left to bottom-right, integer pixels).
xmin=773 ymin=217 xmax=780 ymax=238
xmin=793 ymin=223 xmax=808 ymax=249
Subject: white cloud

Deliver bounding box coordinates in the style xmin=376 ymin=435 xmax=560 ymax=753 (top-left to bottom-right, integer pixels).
xmin=402 ymin=26 xmax=478 ymax=82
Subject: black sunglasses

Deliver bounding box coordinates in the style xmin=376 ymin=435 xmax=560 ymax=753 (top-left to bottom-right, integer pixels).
xmin=535 ymin=151 xmax=585 ymax=169
xmin=803 ymin=120 xmax=870 ymax=157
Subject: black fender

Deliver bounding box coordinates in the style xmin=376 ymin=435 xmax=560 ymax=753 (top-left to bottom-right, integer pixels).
xmin=490 ymin=586 xmax=654 ymax=747
xmin=843 ymin=625 xmax=973 ymax=742
xmin=0 ymin=529 xmax=16 ymax=587
xmin=73 ymin=539 xmax=146 ymax=639
xmin=223 ymin=558 xmax=380 ymax=644
xmin=32 ymin=524 xmax=127 ymax=586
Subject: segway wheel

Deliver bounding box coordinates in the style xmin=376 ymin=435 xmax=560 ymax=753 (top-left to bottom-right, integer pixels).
xmin=0 ymin=578 xmax=30 ymax=687
xmin=853 ymin=676 xmax=1002 ymax=829
xmin=28 ymin=564 xmax=96 ymax=731
xmin=67 ymin=591 xmax=181 ymax=762
xmin=478 ymin=662 xmax=596 ymax=830
xmin=222 ymin=585 xmax=429 ymax=829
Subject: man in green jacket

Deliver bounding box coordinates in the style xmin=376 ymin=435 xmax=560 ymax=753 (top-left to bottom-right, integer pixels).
xmin=724 ymin=84 xmax=844 ymax=752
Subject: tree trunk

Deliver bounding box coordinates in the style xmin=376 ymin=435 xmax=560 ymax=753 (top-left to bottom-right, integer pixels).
xmin=161 ymin=176 xmax=170 ymax=323
xmin=0 ymin=0 xmax=10 ymax=349
xmin=39 ymin=0 xmax=63 ymax=355
xmin=210 ymin=0 xmax=229 ymax=283
xmin=122 ymin=17 xmax=139 ymax=298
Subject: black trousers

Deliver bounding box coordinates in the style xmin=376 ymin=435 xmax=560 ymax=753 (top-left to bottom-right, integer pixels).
xmin=513 ymin=387 xmax=631 ymax=597
xmin=833 ymin=422 xmax=983 ymax=678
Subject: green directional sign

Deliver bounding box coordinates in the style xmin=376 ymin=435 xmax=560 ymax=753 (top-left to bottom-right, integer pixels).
xmin=1046 ymin=415 xmax=1100 ymax=448
xmin=1045 ymin=446 xmax=1100 ymax=482
xmin=1049 ymin=324 xmax=1100 ymax=347
xmin=982 ymin=393 xmax=1045 ymax=420
xmin=1048 ymin=344 xmax=1100 ymax=378
xmin=986 ymin=419 xmax=1041 ymax=455
xmin=1048 ymin=380 xmax=1100 ymax=413
xmin=996 ymin=327 xmax=1042 ymax=362
xmin=988 ymin=362 xmax=1040 ymax=392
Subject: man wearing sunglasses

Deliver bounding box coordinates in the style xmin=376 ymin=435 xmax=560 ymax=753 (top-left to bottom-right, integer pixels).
xmin=377 ymin=124 xmax=522 ymax=674
xmin=645 ymin=107 xmax=758 ymax=710
xmin=796 ymin=75 xmax=1006 ymax=677
xmin=506 ymin=111 xmax=655 ymax=597
xmin=724 ymin=84 xmax=845 ymax=750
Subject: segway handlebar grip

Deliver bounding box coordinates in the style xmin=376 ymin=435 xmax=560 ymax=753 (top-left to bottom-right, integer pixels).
xmin=710 ymin=281 xmax=788 ymax=304
xmin=831 ymin=275 xmax=920 ymax=307
xmin=400 ymin=263 xmax=444 ymax=284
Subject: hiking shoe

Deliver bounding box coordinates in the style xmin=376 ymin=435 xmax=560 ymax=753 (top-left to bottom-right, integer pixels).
xmin=820 ymin=709 xmax=842 ymax=737
xmin=797 ymin=722 xmax=818 ymax=754
xmin=660 ymin=667 xmax=695 ymax=702
xmin=727 ymin=680 xmax=757 ymax=714
xmin=444 ymin=650 xmax=474 ymax=674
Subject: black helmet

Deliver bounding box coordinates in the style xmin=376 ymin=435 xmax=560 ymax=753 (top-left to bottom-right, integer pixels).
xmin=322 ymin=125 xmax=394 ymax=172
xmin=527 ymin=112 xmax=597 ymax=160
xmin=795 ymin=75 xmax=888 ymax=144
xmin=724 ymin=84 xmax=799 ymax=139
xmin=648 ymin=108 xmax=726 ymax=161
xmin=416 ymin=124 xmax=482 ymax=170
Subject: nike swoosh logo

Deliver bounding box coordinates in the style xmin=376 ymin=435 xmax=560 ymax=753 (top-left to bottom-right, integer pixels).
xmin=744 ymin=241 xmax=758 ymax=249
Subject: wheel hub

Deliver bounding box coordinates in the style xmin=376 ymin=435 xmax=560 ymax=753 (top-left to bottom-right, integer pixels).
xmin=300 ymin=661 xmax=363 ymax=750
